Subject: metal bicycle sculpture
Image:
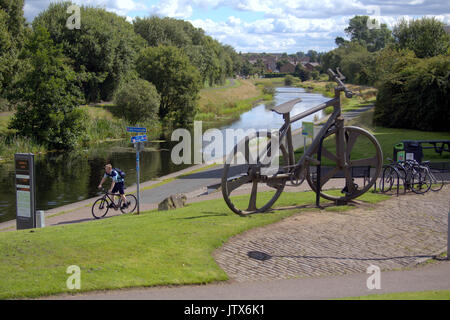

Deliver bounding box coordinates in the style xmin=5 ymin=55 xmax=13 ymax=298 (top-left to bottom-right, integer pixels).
xmin=221 ymin=68 xmax=383 ymax=215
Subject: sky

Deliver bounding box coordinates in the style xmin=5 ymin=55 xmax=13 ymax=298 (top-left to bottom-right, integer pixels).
xmin=23 ymin=0 xmax=450 ymax=53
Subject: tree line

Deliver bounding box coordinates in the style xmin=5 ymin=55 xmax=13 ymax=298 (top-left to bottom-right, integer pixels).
xmin=0 ymin=1 xmax=243 ymax=150
xmin=322 ymin=15 xmax=449 ymax=132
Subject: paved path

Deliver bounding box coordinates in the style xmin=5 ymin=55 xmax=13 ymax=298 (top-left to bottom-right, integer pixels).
xmin=43 ymin=260 xmax=450 ymax=300
xmin=215 ymin=186 xmax=449 ymax=282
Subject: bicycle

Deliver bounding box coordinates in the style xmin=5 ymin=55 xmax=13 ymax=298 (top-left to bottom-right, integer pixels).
xmin=381 ymin=158 xmax=431 ymax=195
xmin=418 ymin=161 xmax=444 ymax=192
xmin=92 ymin=188 xmax=138 ymax=219
xmin=222 ymin=68 xmax=383 ymax=215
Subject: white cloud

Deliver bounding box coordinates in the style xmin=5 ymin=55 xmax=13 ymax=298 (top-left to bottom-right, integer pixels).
xmin=149 ymin=0 xmax=193 ymax=19
xmin=23 ymin=0 xmax=450 ymax=52
xmin=23 ymin=0 xmax=147 ymax=21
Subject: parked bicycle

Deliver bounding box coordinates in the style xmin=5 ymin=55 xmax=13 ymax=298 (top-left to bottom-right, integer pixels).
xmin=221 ymin=68 xmax=383 ymax=215
xmin=381 ymin=158 xmax=444 ymax=195
xmin=92 ymin=188 xmax=137 ymax=219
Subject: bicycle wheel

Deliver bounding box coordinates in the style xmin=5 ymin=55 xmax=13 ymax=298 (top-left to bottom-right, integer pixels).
xmin=306 ymin=126 xmax=383 ymax=202
xmin=410 ymin=169 xmax=431 ymax=194
xmin=429 ymin=171 xmax=444 ymax=192
xmin=381 ymin=166 xmax=398 ymax=193
xmin=222 ymin=131 xmax=289 ymax=215
xmin=120 ymin=194 xmax=137 ymax=214
xmin=92 ymin=198 xmax=109 ymax=219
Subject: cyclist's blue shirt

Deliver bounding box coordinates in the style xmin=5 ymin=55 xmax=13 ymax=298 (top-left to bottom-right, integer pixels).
xmin=104 ymin=170 xmax=124 ymax=183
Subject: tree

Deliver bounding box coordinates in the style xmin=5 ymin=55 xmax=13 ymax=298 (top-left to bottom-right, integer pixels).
xmin=393 ymin=17 xmax=450 ymax=58
xmin=33 ymin=1 xmax=146 ymax=102
xmin=344 ymin=15 xmax=392 ymax=52
xmin=9 ymin=25 xmax=85 ymax=149
xmin=136 ymin=46 xmax=201 ymax=129
xmin=253 ymin=58 xmax=266 ymax=75
xmin=335 ymin=36 xmax=349 ymax=47
xmin=294 ymin=64 xmax=311 ymax=82
xmin=374 ymin=53 xmax=450 ymax=131
xmin=134 ymin=16 xmax=237 ymax=87
xmin=306 ymin=50 xmax=318 ymax=62
xmin=0 ymin=0 xmax=28 ymax=109
xmin=114 ymin=79 xmax=160 ymax=124
xmin=322 ymin=42 xmax=377 ymax=85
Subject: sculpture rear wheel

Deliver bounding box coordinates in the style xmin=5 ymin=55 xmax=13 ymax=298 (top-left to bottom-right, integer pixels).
xmin=222 ymin=131 xmax=289 ymax=215
xmin=306 ymin=126 xmax=383 ymax=202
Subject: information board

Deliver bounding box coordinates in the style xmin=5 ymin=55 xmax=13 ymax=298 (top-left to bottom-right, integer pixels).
xmin=15 ymin=154 xmax=36 ymax=229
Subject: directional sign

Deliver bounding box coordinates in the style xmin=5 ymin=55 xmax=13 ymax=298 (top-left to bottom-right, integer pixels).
xmin=127 ymin=127 xmax=147 ymax=133
xmin=302 ymin=122 xmax=314 ymax=138
xmin=131 ymin=135 xmax=147 ymax=143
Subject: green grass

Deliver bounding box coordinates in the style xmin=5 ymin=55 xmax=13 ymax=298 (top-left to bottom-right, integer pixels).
xmin=0 ymin=190 xmax=389 ymax=299
xmin=341 ymin=290 xmax=450 ymax=300
xmin=196 ymin=78 xmax=276 ymax=125
xmin=293 ymin=109 xmax=450 ymax=165
xmin=347 ymin=109 xmax=450 ymax=163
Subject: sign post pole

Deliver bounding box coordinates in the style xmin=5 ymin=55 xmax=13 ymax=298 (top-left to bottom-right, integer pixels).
xmin=302 ymin=121 xmax=314 ymax=155
xmin=136 ymin=143 xmax=141 ymax=215
xmin=127 ymin=127 xmax=147 ymax=216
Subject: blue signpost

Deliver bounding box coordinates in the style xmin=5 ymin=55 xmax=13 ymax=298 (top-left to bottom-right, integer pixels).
xmin=127 ymin=127 xmax=147 ymax=215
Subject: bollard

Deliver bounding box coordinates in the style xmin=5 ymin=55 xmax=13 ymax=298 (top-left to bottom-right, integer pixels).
xmin=448 ymin=210 xmax=450 ymax=260
xmin=36 ymin=210 xmax=45 ymax=228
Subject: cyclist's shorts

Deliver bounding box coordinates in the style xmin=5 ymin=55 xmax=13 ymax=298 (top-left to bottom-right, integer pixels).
xmin=112 ymin=182 xmax=125 ymax=195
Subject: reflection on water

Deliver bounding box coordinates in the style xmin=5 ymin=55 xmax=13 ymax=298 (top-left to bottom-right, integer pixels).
xmin=205 ymin=87 xmax=330 ymax=158
xmin=225 ymin=87 xmax=328 ymax=132
xmin=0 ymin=140 xmax=190 ymax=223
xmin=0 ymin=86 xmax=328 ymax=223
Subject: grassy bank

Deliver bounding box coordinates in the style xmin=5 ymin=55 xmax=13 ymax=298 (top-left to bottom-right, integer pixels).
xmin=0 ymin=104 xmax=162 ymax=162
xmin=0 ymin=189 xmax=389 ymax=299
xmin=294 ymin=108 xmax=450 ymax=164
xmin=296 ymin=79 xmax=377 ymax=115
xmin=195 ymin=78 xmax=280 ymax=127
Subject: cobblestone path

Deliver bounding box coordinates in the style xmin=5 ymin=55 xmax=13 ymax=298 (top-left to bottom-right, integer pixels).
xmin=214 ymin=186 xmax=449 ymax=282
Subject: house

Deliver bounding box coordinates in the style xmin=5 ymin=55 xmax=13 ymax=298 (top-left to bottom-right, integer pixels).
xmin=264 ymin=57 xmax=278 ymax=73
xmin=303 ymin=62 xmax=320 ymax=72
xmin=279 ymin=62 xmax=296 ymax=73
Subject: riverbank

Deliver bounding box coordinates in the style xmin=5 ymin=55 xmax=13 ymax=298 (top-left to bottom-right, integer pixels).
xmin=195 ymin=78 xmax=279 ymax=128
xmin=295 ymin=79 xmax=378 ymax=114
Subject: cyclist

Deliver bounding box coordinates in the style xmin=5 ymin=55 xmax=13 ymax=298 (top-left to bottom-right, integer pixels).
xmin=98 ymin=164 xmax=129 ymax=209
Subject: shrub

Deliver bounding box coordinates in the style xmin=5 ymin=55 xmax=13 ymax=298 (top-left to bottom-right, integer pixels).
xmin=284 ymin=75 xmax=295 ymax=86
xmin=262 ymin=83 xmax=276 ymax=95
xmin=374 ymin=53 xmax=450 ymax=132
xmin=311 ymin=71 xmax=320 ymax=80
xmin=114 ymin=79 xmax=160 ymax=124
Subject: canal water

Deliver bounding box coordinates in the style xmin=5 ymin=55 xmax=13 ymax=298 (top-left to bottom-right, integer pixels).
xmin=0 ymin=87 xmax=328 ymax=223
